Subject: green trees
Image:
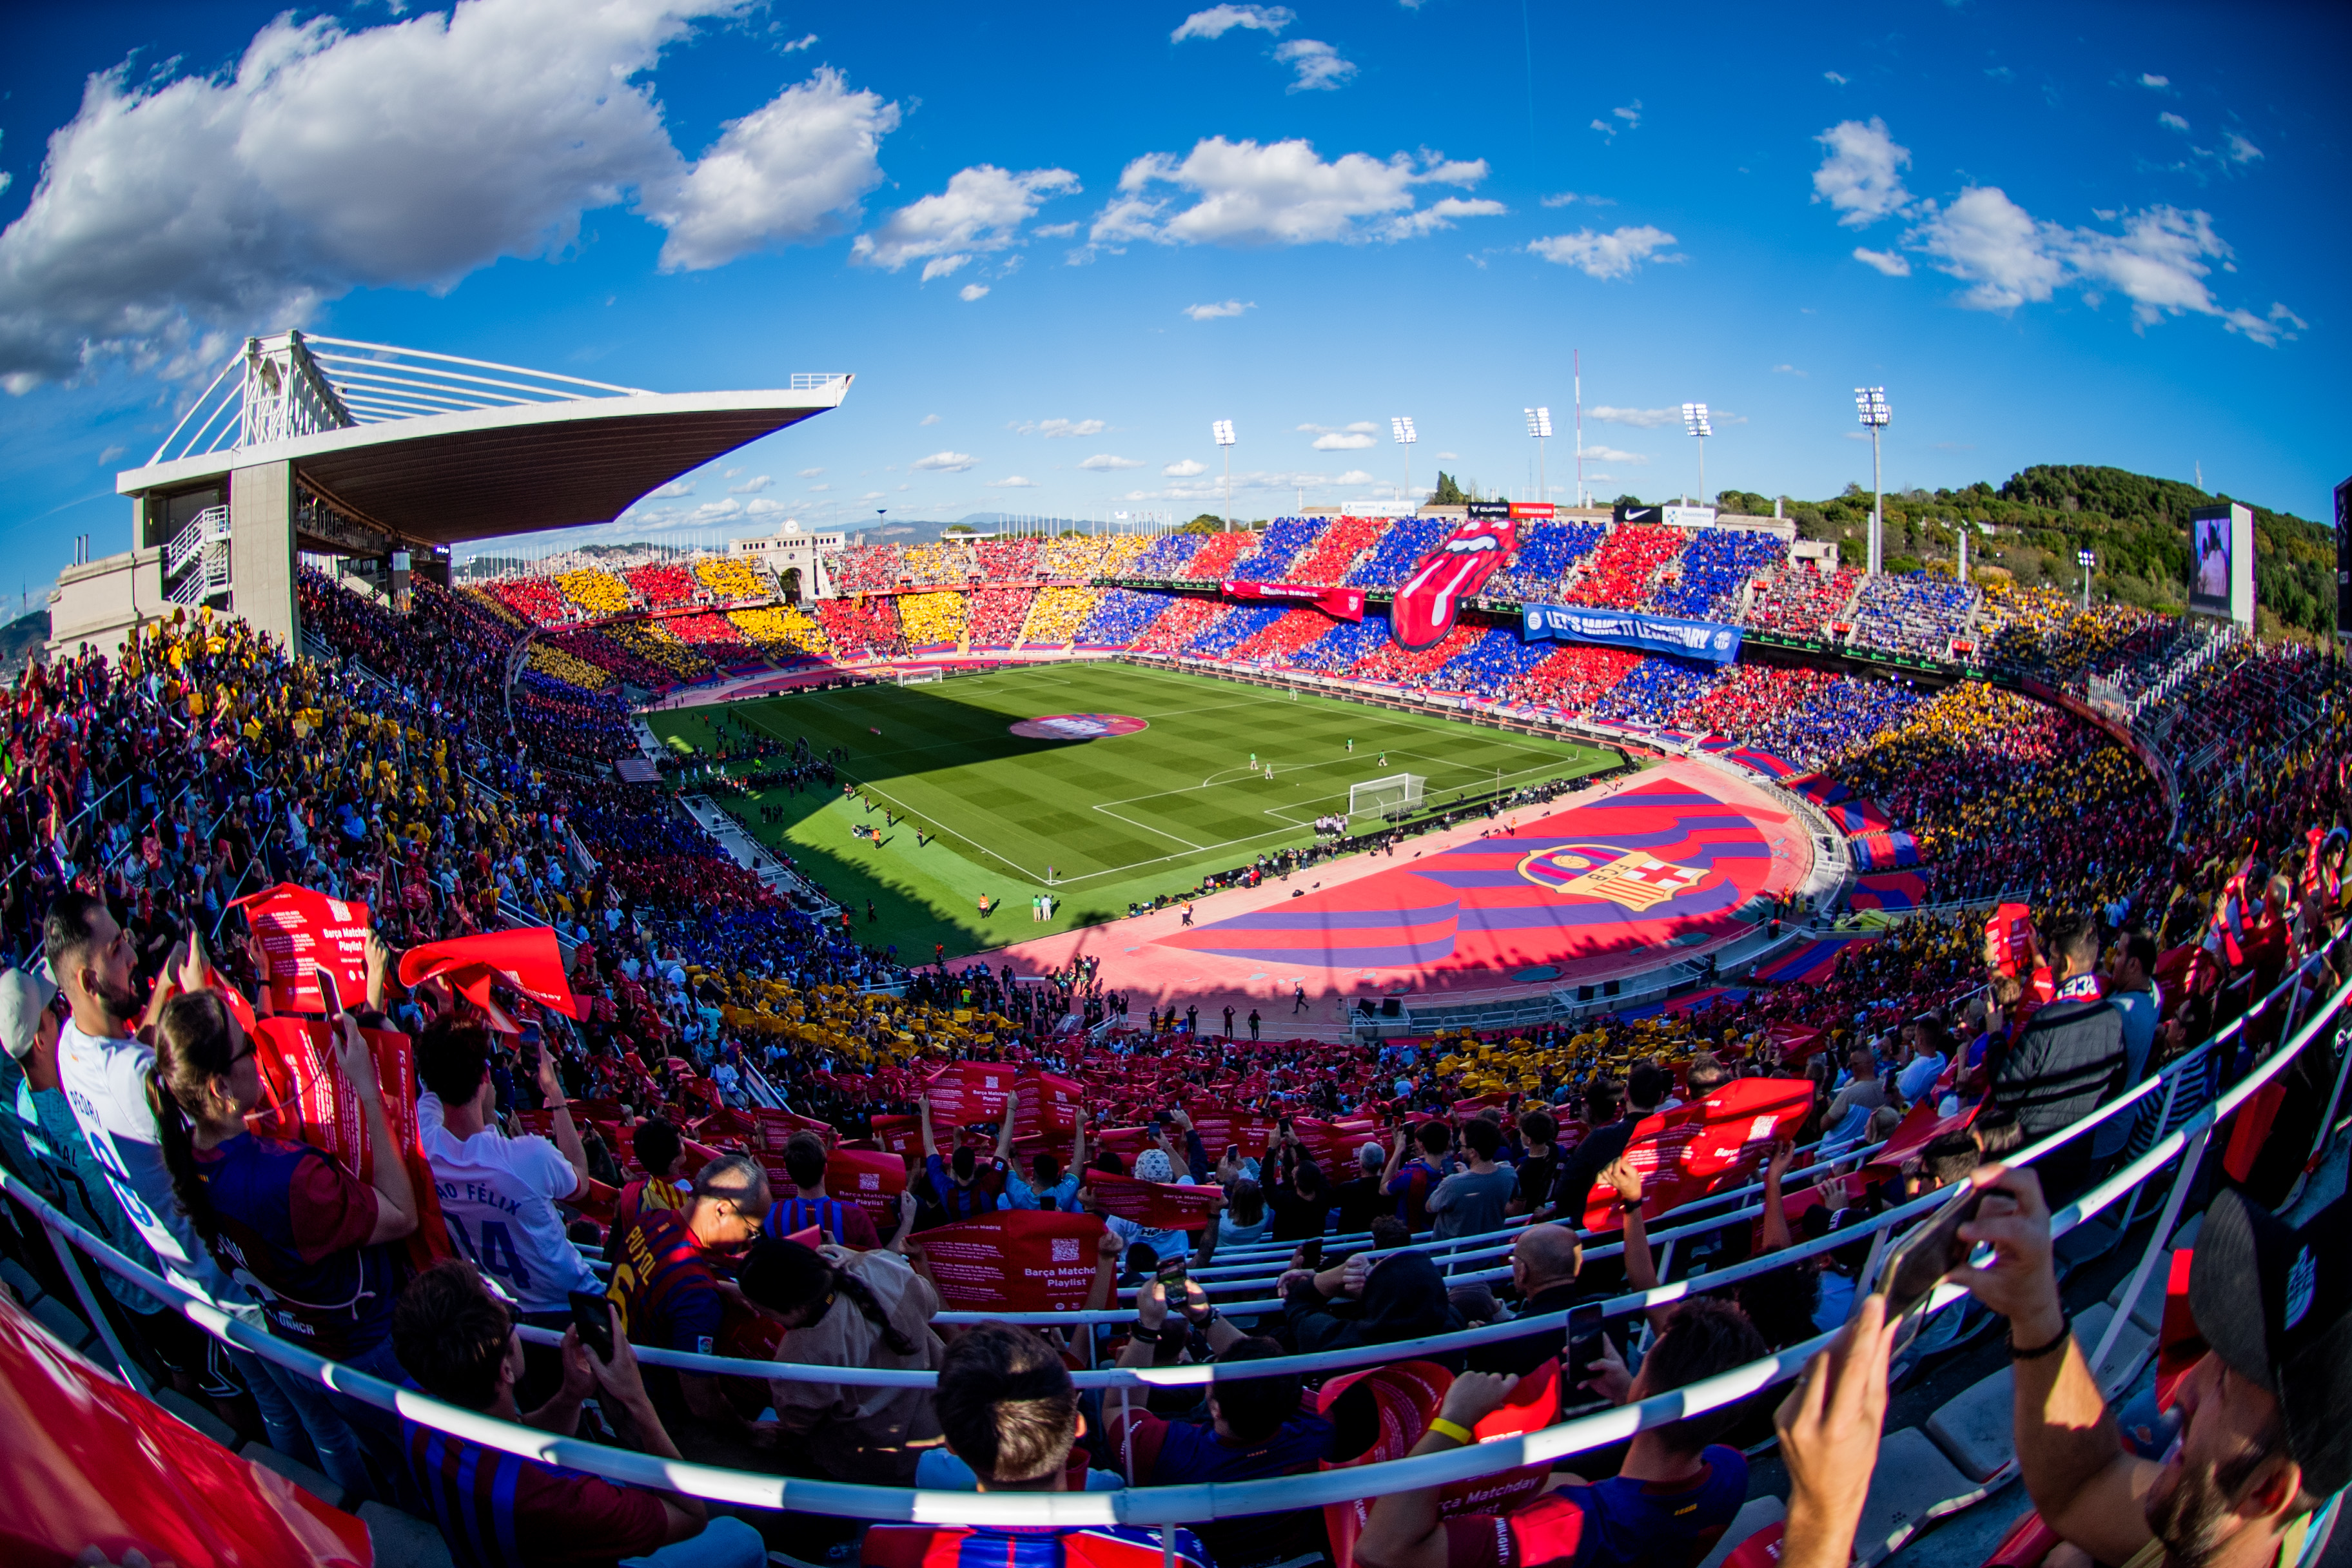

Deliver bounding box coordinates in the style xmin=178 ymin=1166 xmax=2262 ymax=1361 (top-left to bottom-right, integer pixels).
xmin=1181 ymin=514 xmax=1224 ymax=533
xmin=1431 ymin=473 xmax=1469 ymax=506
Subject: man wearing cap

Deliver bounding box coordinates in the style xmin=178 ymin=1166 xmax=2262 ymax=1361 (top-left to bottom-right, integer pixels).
xmin=1957 ymin=1168 xmax=2344 ymax=1568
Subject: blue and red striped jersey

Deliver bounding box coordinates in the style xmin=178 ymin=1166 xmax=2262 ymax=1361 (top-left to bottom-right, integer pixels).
xmin=863 ymin=1522 xmax=1211 ymax=1568
xmin=193 ymin=1131 xmax=398 ymax=1360
xmin=605 ymin=1204 xmax=723 ymax=1355
xmin=400 ymin=1418 xmax=667 ymax=1567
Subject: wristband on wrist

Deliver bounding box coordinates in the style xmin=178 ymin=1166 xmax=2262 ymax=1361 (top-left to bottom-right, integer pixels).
xmin=2008 ymin=1312 xmax=2071 ymax=1361
xmin=1128 ymin=1322 xmax=1164 ymax=1343
xmin=1428 ymin=1417 xmax=1476 ymax=1445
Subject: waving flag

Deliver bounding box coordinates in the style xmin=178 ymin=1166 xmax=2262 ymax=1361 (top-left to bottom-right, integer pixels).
xmin=1391 ymin=516 xmax=1517 ymax=649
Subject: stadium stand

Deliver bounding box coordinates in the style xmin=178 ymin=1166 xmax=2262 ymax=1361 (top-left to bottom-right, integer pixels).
xmin=1649 ymin=527 xmax=1786 ymax=618
xmin=1745 ymin=561 xmax=1861 ymax=636
xmin=624 ymin=560 xmax=703 ymax=611
xmin=1284 ymin=513 xmax=1384 ymax=583
xmin=605 ymin=616 xmax=720 ymax=683
xmin=1562 ymin=523 xmax=1683 ymax=607
xmin=830 ymin=544 xmax=903 ymax=594
xmin=896 ymin=590 xmax=970 ymax=649
xmin=1493 ymin=517 xmax=1607 ymax=601
xmin=1073 ymin=586 xmax=1172 ymax=647
xmin=540 ymin=623 xmax=671 ymax=689
xmin=554 ymin=567 xmax=634 ymax=619
xmin=1135 ymin=531 xmax=1203 ymax=576
xmin=1511 ymin=642 xmax=1644 ymax=710
xmin=663 ymin=608 xmax=756 ymax=665
xmin=815 ymin=594 xmax=901 ymax=656
xmin=1132 ymin=594 xmax=1226 ymax=653
xmin=1349 ymin=620 xmax=1489 ymax=681
xmin=480 ymin=575 xmax=567 ymax=626
xmin=1591 ymin=654 xmax=1727 ymax=724
xmin=692 ymin=555 xmax=771 ymax=602
xmin=1225 ymin=516 xmax=1326 ymax=580
xmin=1848 ymin=571 xmax=1981 ymax=657
xmin=727 ymin=604 xmax=828 ymax=663
xmin=1289 ymin=611 xmax=1393 ymax=671
xmin=1018 ymin=585 xmax=1101 ymax=646
xmin=1181 ymin=602 xmax=1285 ymax=658
xmin=1039 ymin=534 xmax=1109 ymax=580
xmin=964 ymin=586 xmax=1035 ymax=647
xmin=1344 ymin=514 xmax=1451 ymax=587
xmin=1226 ymin=606 xmax=1342 ymax=664
xmin=1095 ymin=532 xmax=1155 ymax=578
xmin=975 ymin=536 xmax=1041 ymax=582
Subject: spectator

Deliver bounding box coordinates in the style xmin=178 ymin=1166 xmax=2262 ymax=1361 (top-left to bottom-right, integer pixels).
xmin=416 ymin=1017 xmax=602 ymax=1344
xmin=1001 ymin=1095 xmax=1085 ymax=1211
xmin=916 ymin=1093 xmax=1003 ymax=1228
xmin=1427 ymin=1118 xmax=1516 ymax=1242
xmin=391 ymin=1258 xmax=764 ymax=1568
xmin=148 ymin=987 xmax=419 ymax=1501
xmin=1099 ymin=1146 xmax=1199 ymax=1264
xmin=1821 ymin=1046 xmax=1889 ymax=1144
xmin=1383 ymin=1120 xmax=1456 ymax=1233
xmin=1333 ymin=1140 xmax=1390 ymax=1233
xmin=1511 ymin=1110 xmax=1562 ymax=1219
xmin=765 ymin=1131 xmax=881 ymax=1250
xmin=1896 ymin=1021 xmax=1951 ymax=1105
xmin=1267 ymin=1153 xmax=1332 ymax=1242
xmin=605 ymin=1152 xmax=776 ymax=1462
xmin=1284 ymin=1250 xmax=1466 ymax=1364
xmin=1357 ymin=1298 xmax=1769 ymax=1568
xmin=1548 ymin=1071 xmax=1658 ymax=1226
xmin=736 ymin=1237 xmax=944 ymax=1484
xmin=609 ymin=1118 xmax=691 ymax=1241
xmin=2095 ymin=930 xmax=2162 ymax=1165
xmin=1989 ymin=912 xmax=2124 ymax=1203
xmin=861 ymin=1323 xmax=1212 ymax=1568
xmin=1217 ymin=1179 xmax=1272 ymax=1248
xmin=1467 ymin=1222 xmax=1607 ymax=1382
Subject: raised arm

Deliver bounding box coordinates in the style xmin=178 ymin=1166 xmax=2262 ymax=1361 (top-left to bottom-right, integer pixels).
xmin=1068 ymin=1104 xmax=1086 ymax=1176
xmin=994 ymin=1088 xmax=1020 ymax=1163
xmin=534 ymin=1035 xmax=589 ymax=1197
xmin=1759 ymin=1139 xmax=1796 ymax=1254
xmin=917 ymin=1093 xmax=937 ymax=1159
xmin=1605 ymin=1157 xmax=1671 ymax=1333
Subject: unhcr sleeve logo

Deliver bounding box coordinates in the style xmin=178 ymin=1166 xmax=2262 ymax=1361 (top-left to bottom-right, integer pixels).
xmin=1518 ymin=843 xmax=1710 ymax=912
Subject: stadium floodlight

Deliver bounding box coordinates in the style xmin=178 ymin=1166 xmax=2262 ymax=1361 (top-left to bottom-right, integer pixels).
xmin=1525 ymin=406 xmax=1552 ymax=507
xmin=1212 ymin=419 xmax=1237 ymax=527
xmin=2078 ymin=547 xmax=2097 ymax=611
xmin=1855 ymin=386 xmax=1891 ymax=574
xmin=1392 ymin=416 xmax=1417 ymax=511
xmin=1682 ymin=402 xmax=1712 ymax=511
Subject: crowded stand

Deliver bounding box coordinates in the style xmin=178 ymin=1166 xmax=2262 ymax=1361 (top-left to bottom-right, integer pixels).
xmin=524 ymin=637 xmax=615 ymax=692
xmin=605 ymin=616 xmax=720 ymax=684
xmin=1428 ymin=625 xmax=1556 ymax=698
xmin=894 ymin=590 xmax=969 ymax=649
xmin=1226 ymin=516 xmax=1326 ymax=580
xmin=1351 ymin=620 xmax=1488 ymax=682
xmin=1132 ymin=594 xmax=1228 ymax=654
xmin=6 ymin=544 xmax=2352 ymax=1568
xmin=974 ymin=536 xmax=1041 ymax=582
xmin=828 ymin=544 xmax=902 ymax=594
xmin=1096 ymin=532 xmax=1155 ymax=578
xmin=555 ymin=567 xmax=636 ymax=620
xmin=1074 ymin=587 xmax=1172 ymax=646
xmin=625 ymin=560 xmax=704 ymax=611
xmin=962 ymin=587 xmax=1034 ymax=647
xmin=1285 ymin=513 xmax=1383 ymax=583
xmin=1345 ymin=514 xmax=1451 ymax=587
xmin=1289 ymin=611 xmax=1393 ymax=672
xmin=541 ymin=624 xmax=672 ymax=691
xmin=726 ymin=605 xmax=829 ymax=664
xmin=1491 ymin=517 xmax=1607 ymax=601
xmin=1511 ymin=642 xmax=1645 ymax=710
xmin=663 ymin=609 xmax=756 ymax=665
xmin=1689 ymin=667 xmax=1929 ymax=772
xmin=1039 ymin=534 xmax=1109 ymax=579
xmin=1134 ymin=531 xmax=1203 ymax=576
xmin=1745 ymin=560 xmax=1861 ymax=636
xmin=1170 ymin=530 xmax=1257 ymax=583
xmin=1018 ymin=585 xmax=1102 ymax=646
xmin=1561 ymin=523 xmax=1683 ymax=607
xmin=814 ymin=594 xmax=901 ymax=657
xmin=1183 ymin=602 xmax=1286 ymax=659
xmin=480 ymin=574 xmax=568 ymax=627
xmin=1226 ymin=607 xmax=1342 ymax=665
xmin=1848 ymin=571 xmax=1981 ymax=657
xmin=1649 ymin=527 xmax=1786 ymax=619
xmin=693 ymin=556 xmax=772 ymax=602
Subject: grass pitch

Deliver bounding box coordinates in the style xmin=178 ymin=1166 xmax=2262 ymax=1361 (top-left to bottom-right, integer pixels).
xmin=645 ymin=662 xmax=1618 ymax=958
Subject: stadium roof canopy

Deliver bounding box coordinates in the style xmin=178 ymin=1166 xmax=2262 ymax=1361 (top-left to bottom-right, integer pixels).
xmin=114 ymin=331 xmax=850 ymax=547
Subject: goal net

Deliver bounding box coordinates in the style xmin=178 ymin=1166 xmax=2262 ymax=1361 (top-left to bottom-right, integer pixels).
xmin=895 ymin=665 xmax=945 ymax=686
xmin=1348 ymin=773 xmax=1426 ymax=823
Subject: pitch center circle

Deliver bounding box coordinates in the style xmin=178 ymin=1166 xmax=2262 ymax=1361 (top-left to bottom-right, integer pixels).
xmin=1008 ymin=712 xmax=1150 ymax=740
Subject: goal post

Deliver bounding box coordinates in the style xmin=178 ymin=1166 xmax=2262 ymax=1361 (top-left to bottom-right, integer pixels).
xmin=894 ymin=665 xmax=945 ymax=687
xmin=1348 ymin=773 xmax=1426 ymax=824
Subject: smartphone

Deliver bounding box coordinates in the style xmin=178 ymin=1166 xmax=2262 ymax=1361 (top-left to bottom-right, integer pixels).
xmin=1300 ymin=1239 xmax=1324 ymax=1271
xmin=1155 ymin=1257 xmax=1188 ymax=1291
xmin=569 ymin=1291 xmax=616 ymax=1363
xmin=315 ymin=965 xmax=343 ymax=1019
xmin=1563 ymin=1301 xmax=1605 ymax=1397
xmin=1876 ymin=1184 xmax=1988 ymax=1320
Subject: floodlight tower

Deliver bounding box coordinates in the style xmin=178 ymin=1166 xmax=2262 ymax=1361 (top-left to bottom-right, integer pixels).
xmin=1855 ymin=386 xmax=1891 ymax=574
xmin=1391 ymin=416 xmax=1418 ymax=511
xmin=1681 ymin=402 xmax=1712 ymax=509
xmin=2078 ymin=547 xmax=2096 ymax=611
xmin=1213 ymin=419 xmax=1237 ymax=527
xmin=1525 ymin=406 xmax=1552 ymax=505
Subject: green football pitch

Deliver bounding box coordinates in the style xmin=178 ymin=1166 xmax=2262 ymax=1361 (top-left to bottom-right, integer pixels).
xmin=644 ymin=662 xmax=1618 ymax=958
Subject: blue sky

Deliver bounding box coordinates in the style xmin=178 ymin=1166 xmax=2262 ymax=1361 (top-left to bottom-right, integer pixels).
xmin=0 ymin=0 xmax=2342 ymax=593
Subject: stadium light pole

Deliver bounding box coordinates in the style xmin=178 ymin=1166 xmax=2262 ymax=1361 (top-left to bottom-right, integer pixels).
xmin=1213 ymin=419 xmax=1237 ymax=528
xmin=1392 ymin=416 xmax=1417 ymax=511
xmin=1855 ymin=387 xmax=1890 ymax=575
xmin=1681 ymin=403 xmax=1712 ymax=510
xmin=2078 ymin=547 xmax=2096 ymax=611
xmin=1525 ymin=406 xmax=1552 ymax=505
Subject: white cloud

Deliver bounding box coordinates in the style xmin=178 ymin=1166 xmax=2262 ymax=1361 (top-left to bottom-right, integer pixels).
xmin=2224 ymin=132 xmax=2262 ymax=163
xmin=1913 ymin=186 xmax=2066 ymax=309
xmin=912 ymin=451 xmax=978 ymax=472
xmin=647 ymin=478 xmax=696 ymax=498
xmin=1032 ymin=220 xmax=1078 ymax=238
xmin=1275 ymin=39 xmax=1357 ymax=92
xmin=1171 ymin=5 xmax=1294 ymax=42
xmin=1015 ymin=418 xmax=1106 ymax=438
xmin=1590 ymin=406 xmax=1677 ymax=428
xmin=728 ymin=473 xmax=772 ymax=493
xmin=851 ymin=163 xmax=1080 ymax=272
xmin=1086 ymin=137 xmax=1502 ymax=250
xmin=1614 ymin=103 xmax=1642 ymax=126
xmin=1435 ymin=450 xmax=1458 ymax=459
xmin=1080 ymin=453 xmax=1145 ymax=470
xmin=1184 ymin=299 xmax=1255 ymax=320
xmin=2140 ymin=73 xmax=2170 ymax=89
xmin=1582 ymin=445 xmax=1648 ymax=464
xmin=1526 ymin=226 xmax=1678 ymax=279
xmin=986 ymin=475 xmax=1039 ymax=488
xmin=959 ymin=282 xmax=990 ymax=300
xmin=1538 ymin=191 xmax=1609 ymax=208
xmin=1824 ymin=71 xmax=1848 ymax=84
xmin=1772 ymin=364 xmax=1805 ymax=376
xmin=651 ymin=68 xmax=899 ymax=270
xmin=1333 ymin=469 xmax=1375 ymax=484
xmin=743 ymin=497 xmax=785 ymax=516
xmin=0 ymin=1 xmax=899 ymax=385
xmin=798 ymin=466 xmax=825 ymax=477
xmin=2159 ymin=112 xmax=2190 ymax=132
xmin=919 ymin=413 xmax=941 ymax=426
xmin=1165 ymin=458 xmax=1208 ymax=476
xmin=1311 ymin=431 xmax=1377 ymax=450
xmin=1812 ymin=117 xmax=1914 ymax=227
xmin=1853 ymin=246 xmax=1911 ymax=276
xmin=807 ymin=482 xmax=830 ymax=491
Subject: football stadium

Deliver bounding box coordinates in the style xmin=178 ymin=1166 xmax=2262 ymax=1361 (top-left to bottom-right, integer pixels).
xmin=3 ymin=15 xmax=2350 ymax=1568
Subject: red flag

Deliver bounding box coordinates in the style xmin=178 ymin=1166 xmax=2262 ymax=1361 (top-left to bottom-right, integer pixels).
xmin=397 ymin=927 xmax=583 ymax=1021
xmin=1580 ymin=1076 xmax=1815 ymax=1231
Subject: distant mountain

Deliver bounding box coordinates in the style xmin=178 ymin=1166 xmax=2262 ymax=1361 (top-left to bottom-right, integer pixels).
xmin=0 ymin=611 xmax=48 ymax=680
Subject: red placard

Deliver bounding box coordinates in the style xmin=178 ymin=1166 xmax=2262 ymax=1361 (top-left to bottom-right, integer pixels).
xmin=398 ymin=926 xmax=583 ymax=1022
xmin=248 ymin=1016 xmax=453 ymax=1271
xmin=814 ymin=1146 xmax=910 ymax=1232
xmin=1984 ymin=902 xmax=2036 ymax=979
xmin=1580 ymin=1076 xmax=1815 ymax=1231
xmin=919 ymin=1210 xmax=1108 ymax=1310
xmin=1317 ymin=1358 xmax=1560 ymax=1568
xmin=1862 ymin=1101 xmax=1978 ymax=1176
xmin=745 ymin=1107 xmax=838 ymax=1155
xmin=1083 ymin=1171 xmax=1222 ymax=1231
xmin=1013 ymin=1070 xmax=1085 ymax=1138
xmin=870 ymin=1113 xmax=922 ymax=1158
xmin=923 ymin=1061 xmax=1019 ymax=1123
xmin=231 ymin=883 xmax=372 ymax=1015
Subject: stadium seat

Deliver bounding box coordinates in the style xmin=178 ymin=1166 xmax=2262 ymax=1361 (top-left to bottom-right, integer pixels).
xmin=153 ymin=1386 xmax=244 ymax=1451
xmin=360 ymin=1502 xmax=459 ymax=1568
xmin=1852 ymin=1426 xmax=1974 ymax=1565
xmin=29 ymin=1292 xmax=97 ymax=1354
xmin=1925 ymin=1304 xmax=2148 ymax=1482
xmin=243 ymin=1442 xmax=356 ymax=1511
xmin=1696 ymin=1494 xmax=1788 ymax=1568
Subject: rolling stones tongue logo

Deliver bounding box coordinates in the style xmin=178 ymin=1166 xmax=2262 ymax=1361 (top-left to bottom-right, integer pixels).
xmin=1517 ymin=843 xmax=1709 ymax=913
xmin=1389 ymin=518 xmax=1517 ymax=650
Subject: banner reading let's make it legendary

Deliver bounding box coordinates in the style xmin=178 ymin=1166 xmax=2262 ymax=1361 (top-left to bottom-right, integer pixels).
xmin=1522 ymin=603 xmax=1744 ymax=666
xmin=1391 ymin=516 xmax=1518 ymax=649
xmin=1578 ymin=1075 xmax=1814 ymax=1231
xmin=1220 ymin=580 xmax=1368 ymax=623
xmin=920 ymin=1210 xmax=1108 ymax=1311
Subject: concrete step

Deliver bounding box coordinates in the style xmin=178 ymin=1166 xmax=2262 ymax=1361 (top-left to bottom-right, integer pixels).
xmin=244 ymin=1442 xmax=355 ymax=1512
xmin=1854 ymin=1427 xmax=1975 ymax=1565
xmin=1923 ymin=1304 xmax=2150 ymax=1483
xmin=360 ymin=1500 xmax=456 ymax=1568
xmin=153 ymin=1386 xmax=243 ymax=1451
